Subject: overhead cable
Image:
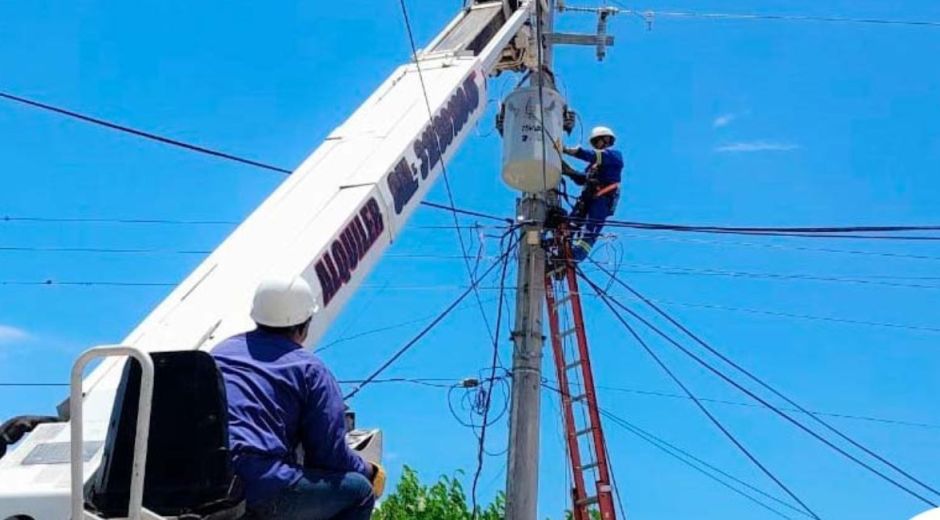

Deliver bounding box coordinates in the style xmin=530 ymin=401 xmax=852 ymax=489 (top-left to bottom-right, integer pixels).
xmin=3 ymin=87 xmax=938 ymax=240
xmin=0 ymin=280 xmax=175 ymax=287
xmin=343 ymin=243 xmax=515 ymax=400
xmin=643 ymin=299 xmax=940 ymax=335
xmin=418 ymin=201 xmax=513 ymax=223
xmin=579 ymin=269 xmax=939 ymax=507
xmin=335 ymin=377 xmax=459 ymax=389
xmin=0 ymin=91 xmax=292 ymax=174
xmin=596 ymin=218 xmax=940 ymax=241
xmin=609 ymin=231 xmax=940 ymax=262
xmin=471 ymin=232 xmax=517 ymax=515
xmin=0 ymin=214 xmax=501 ymax=231
xmin=1 ymin=215 xmax=236 ymax=226
xmin=635 ymin=7 xmax=940 ymax=29
xmin=591 ymin=261 xmax=940 ymax=498
xmin=543 ymin=382 xmax=806 ymax=519
xmin=589 ymin=383 xmax=940 ymax=430
xmin=617 ymin=264 xmax=940 ymax=290
xmin=581 ymin=274 xmax=820 ymax=519
xmin=396 ymin=0 xmax=504 ymax=372
xmin=598 ymin=405 xmax=812 ymax=519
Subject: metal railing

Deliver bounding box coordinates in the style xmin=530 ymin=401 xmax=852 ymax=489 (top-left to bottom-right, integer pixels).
xmin=70 ymin=345 xmax=155 ymax=520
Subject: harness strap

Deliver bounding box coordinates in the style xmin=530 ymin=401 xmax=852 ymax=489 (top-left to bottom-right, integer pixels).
xmin=594 ymin=182 xmax=620 ymax=198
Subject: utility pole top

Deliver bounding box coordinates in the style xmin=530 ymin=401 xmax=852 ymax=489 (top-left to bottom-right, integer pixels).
xmin=551 ymin=2 xmax=621 ymax=60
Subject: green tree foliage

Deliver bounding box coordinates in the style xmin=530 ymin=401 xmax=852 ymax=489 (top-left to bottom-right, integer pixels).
xmin=372 ymin=466 xmax=504 ymax=520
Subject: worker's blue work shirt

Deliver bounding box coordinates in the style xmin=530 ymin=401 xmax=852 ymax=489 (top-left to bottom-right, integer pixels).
xmin=570 ymin=146 xmax=624 ymax=186
xmin=212 ymin=330 xmax=368 ymax=505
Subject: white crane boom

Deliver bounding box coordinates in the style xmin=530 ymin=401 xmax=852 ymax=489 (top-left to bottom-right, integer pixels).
xmin=0 ymin=2 xmax=536 ymax=517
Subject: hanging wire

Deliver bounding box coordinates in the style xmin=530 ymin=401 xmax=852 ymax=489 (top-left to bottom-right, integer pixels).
xmin=578 ymin=269 xmax=940 ymax=507
xmin=471 ymin=230 xmax=519 ymax=517
xmin=543 ymin=381 xmax=805 ymax=519
xmin=396 ymin=0 xmax=505 ymax=368
xmin=343 ymin=229 xmax=517 ymax=400
xmin=582 ymin=273 xmax=821 ymax=519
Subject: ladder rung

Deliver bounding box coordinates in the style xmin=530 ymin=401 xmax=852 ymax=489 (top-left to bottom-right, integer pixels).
xmin=556 ymin=294 xmax=573 ymax=306
xmin=576 ymin=495 xmax=599 ymax=506
xmin=582 ymin=461 xmax=599 ymax=471
xmin=560 ymin=328 xmax=578 ymax=338
xmin=571 ymin=394 xmax=587 ymax=402
xmin=565 ymin=360 xmax=582 ymax=371
xmin=576 ymin=426 xmax=594 ymax=437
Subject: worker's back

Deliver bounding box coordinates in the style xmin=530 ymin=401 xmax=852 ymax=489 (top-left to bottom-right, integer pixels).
xmin=212 ymin=327 xmax=369 ymax=506
xmin=212 ymin=329 xmax=314 ymax=503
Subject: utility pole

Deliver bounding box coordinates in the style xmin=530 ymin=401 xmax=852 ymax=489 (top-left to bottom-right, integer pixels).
xmin=505 ymin=196 xmax=547 ymax=520
xmin=505 ymin=1 xmax=555 ymax=519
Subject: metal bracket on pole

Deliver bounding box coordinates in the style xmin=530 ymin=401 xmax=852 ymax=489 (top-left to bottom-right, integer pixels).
xmin=548 ymin=5 xmax=618 ymax=60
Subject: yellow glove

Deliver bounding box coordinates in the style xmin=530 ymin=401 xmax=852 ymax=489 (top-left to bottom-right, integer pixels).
xmin=371 ymin=462 xmax=387 ymax=498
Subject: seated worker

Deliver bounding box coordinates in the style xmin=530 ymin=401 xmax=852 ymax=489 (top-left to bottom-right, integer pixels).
xmin=212 ymin=276 xmax=385 ymax=519
xmin=561 ymin=125 xmax=624 ymax=261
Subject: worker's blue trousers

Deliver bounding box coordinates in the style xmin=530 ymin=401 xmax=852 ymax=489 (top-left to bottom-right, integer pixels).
xmin=572 ymin=192 xmax=618 ymax=261
xmin=245 ymin=469 xmax=375 ymax=520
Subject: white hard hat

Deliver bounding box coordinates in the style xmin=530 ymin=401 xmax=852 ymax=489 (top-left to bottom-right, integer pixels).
xmin=250 ymin=275 xmax=319 ymax=327
xmin=589 ymin=126 xmax=616 ymax=142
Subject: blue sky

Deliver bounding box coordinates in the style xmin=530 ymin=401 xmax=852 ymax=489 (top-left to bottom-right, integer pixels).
xmin=2 ymin=1 xmax=939 ymax=518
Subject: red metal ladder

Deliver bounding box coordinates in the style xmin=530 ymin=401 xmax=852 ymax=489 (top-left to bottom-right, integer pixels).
xmin=545 ymin=244 xmax=617 ymax=520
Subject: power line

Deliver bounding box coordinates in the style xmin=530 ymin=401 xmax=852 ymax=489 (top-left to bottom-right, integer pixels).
xmin=590 ymin=264 xmax=940 ymax=501
xmin=637 ymin=8 xmax=940 ymax=29
xmin=583 ymin=274 xmax=821 ymax=519
xmin=589 ymin=384 xmax=940 ymax=431
xmin=0 ymin=91 xmax=293 ymax=174
xmin=613 ymin=231 xmax=940 ymax=262
xmin=544 ymin=382 xmax=806 ymax=519
xmin=336 ymin=377 xmax=459 ymax=389
xmin=418 ymin=201 xmax=513 ymax=223
xmin=4 ymin=244 xmax=938 ymax=293
xmin=1 ymin=215 xmax=237 ymax=226
xmin=471 ymin=232 xmax=516 ymax=516
xmin=0 ymin=280 xmax=175 ymax=287
xmin=3 ymin=87 xmax=938 ymax=242
xmin=420 ymin=203 xmax=940 ymax=240
xmin=343 ymin=244 xmax=514 ymax=400
xmin=0 ymin=245 xmax=210 ymax=255
xmin=641 ymin=298 xmax=940 ymax=335
xmin=5 ymin=372 xmax=932 ymax=430
xmin=614 ymin=264 xmax=940 ymax=291
xmin=14 ymin=277 xmax=940 ymax=338
xmin=604 ymin=437 xmax=629 ymax=519
xmin=598 ymin=406 xmax=809 ymax=519
xmin=0 ymin=214 xmax=502 ymax=231
xmin=0 ymin=383 xmax=69 ymax=387
xmin=597 ymin=219 xmax=940 ymax=241
xmin=396 ymin=0 xmax=504 ymax=374
xmin=579 ymin=268 xmax=940 ymax=507
xmin=321 ymin=306 xmax=482 ymax=352
xmin=0 ymin=248 xmax=510 ymax=260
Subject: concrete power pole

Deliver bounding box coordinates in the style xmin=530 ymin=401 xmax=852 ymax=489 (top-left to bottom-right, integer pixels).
xmin=505 ymin=1 xmax=556 ymax=519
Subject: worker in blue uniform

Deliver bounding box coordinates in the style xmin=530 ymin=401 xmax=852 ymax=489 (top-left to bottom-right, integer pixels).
xmin=212 ymin=276 xmax=385 ymax=520
xmin=562 ymin=125 xmax=624 ymax=261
